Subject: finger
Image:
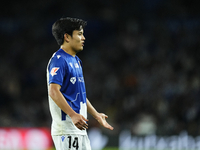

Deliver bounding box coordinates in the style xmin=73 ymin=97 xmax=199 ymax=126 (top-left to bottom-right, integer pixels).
xmin=83 ymin=124 xmax=88 ymax=129
xmin=109 ymin=126 xmax=114 ymax=130
xmin=80 ymin=119 xmax=88 ymax=127
xmin=82 ymin=116 xmax=89 ymax=122
xmin=81 ymin=117 xmax=89 ymax=127
xmin=78 ymin=121 xmax=88 ymax=130
xmin=101 ymin=113 xmax=108 ymax=119
xmin=108 ymin=125 xmax=114 ymax=130
xmin=106 ymin=124 xmax=114 ymax=130
xmin=102 ymin=121 xmax=114 ymax=130
xmin=76 ymin=123 xmax=86 ymax=130
xmin=81 ymin=122 xmax=88 ymax=129
xmin=104 ymin=114 xmax=108 ymax=118
xmin=75 ymin=123 xmax=82 ymax=130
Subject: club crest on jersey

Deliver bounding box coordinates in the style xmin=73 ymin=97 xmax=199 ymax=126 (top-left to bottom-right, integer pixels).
xmin=50 ymin=67 xmax=59 ymax=76
xmin=70 ymin=77 xmax=76 ymax=84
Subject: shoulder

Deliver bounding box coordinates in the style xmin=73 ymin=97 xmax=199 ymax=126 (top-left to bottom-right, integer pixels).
xmin=52 ymin=49 xmax=73 ymax=62
xmin=50 ymin=53 xmax=65 ymax=64
xmin=48 ymin=51 xmax=68 ymax=69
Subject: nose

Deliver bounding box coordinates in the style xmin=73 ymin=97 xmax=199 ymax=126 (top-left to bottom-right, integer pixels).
xmin=82 ymin=35 xmax=86 ymax=40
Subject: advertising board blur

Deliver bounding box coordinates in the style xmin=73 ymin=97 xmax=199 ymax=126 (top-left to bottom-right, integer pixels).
xmin=0 ymin=127 xmax=53 ymax=150
xmin=88 ymin=128 xmax=200 ymax=149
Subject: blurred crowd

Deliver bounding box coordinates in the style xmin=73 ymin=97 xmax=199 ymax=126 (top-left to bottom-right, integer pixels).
xmin=0 ymin=0 xmax=199 ymax=136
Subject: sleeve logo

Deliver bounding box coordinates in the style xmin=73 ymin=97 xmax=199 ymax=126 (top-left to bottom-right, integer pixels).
xmin=57 ymin=55 xmax=61 ymax=59
xmin=50 ymin=67 xmax=59 ymax=76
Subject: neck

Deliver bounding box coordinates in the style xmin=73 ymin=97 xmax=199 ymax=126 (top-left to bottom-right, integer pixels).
xmin=60 ymin=45 xmax=76 ymax=57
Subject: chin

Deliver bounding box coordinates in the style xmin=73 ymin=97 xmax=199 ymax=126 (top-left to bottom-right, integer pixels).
xmin=75 ymin=49 xmax=83 ymax=54
xmin=80 ymin=47 xmax=84 ymax=51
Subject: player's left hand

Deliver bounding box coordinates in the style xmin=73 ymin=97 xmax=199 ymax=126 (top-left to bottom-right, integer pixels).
xmin=96 ymin=113 xmax=114 ymax=130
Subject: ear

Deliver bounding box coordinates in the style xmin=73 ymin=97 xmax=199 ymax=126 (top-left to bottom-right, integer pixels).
xmin=64 ymin=33 xmax=70 ymax=43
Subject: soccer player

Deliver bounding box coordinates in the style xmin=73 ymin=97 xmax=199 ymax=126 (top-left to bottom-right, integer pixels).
xmin=47 ymin=17 xmax=113 ymax=150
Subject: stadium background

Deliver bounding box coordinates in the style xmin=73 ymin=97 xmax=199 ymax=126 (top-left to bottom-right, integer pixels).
xmin=0 ymin=0 xmax=200 ymax=149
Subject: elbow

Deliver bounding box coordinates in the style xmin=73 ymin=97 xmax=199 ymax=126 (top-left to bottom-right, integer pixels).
xmin=49 ymin=88 xmax=55 ymax=99
xmin=48 ymin=84 xmax=60 ymax=99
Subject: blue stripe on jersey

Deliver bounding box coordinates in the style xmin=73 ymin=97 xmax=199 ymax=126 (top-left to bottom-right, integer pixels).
xmin=61 ymin=110 xmax=66 ymax=121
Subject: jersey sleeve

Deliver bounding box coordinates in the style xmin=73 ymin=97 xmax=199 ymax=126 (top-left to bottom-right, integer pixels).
xmin=48 ymin=55 xmax=67 ymax=86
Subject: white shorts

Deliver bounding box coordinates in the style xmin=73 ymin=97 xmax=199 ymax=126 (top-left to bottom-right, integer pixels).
xmin=52 ymin=134 xmax=91 ymax=150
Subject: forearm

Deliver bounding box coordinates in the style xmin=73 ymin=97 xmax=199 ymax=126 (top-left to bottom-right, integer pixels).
xmin=86 ymin=98 xmax=99 ymax=119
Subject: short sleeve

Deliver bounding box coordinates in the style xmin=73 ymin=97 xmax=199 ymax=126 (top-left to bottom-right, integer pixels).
xmin=48 ymin=56 xmax=67 ymax=86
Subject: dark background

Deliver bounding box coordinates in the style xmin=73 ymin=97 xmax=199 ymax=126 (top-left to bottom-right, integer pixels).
xmin=0 ymin=0 xmax=200 ymax=137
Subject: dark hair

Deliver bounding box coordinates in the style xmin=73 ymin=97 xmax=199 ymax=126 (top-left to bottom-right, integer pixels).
xmin=52 ymin=17 xmax=87 ymax=46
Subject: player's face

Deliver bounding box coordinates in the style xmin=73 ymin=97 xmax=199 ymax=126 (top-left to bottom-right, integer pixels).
xmin=70 ymin=29 xmax=85 ymax=53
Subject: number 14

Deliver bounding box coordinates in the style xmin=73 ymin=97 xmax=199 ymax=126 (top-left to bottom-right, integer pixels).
xmin=68 ymin=136 xmax=79 ymax=149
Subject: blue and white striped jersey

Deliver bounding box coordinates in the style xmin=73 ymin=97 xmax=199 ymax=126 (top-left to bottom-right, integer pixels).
xmin=47 ymin=48 xmax=87 ymax=135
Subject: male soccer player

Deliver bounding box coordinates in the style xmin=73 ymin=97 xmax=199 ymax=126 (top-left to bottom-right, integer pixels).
xmin=47 ymin=17 xmax=113 ymax=150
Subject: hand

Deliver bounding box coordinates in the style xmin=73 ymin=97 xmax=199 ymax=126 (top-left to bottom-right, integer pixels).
xmin=70 ymin=113 xmax=88 ymax=130
xmin=96 ymin=113 xmax=114 ymax=130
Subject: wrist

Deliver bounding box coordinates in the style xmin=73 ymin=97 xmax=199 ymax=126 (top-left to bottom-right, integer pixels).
xmin=93 ymin=112 xmax=100 ymax=120
xmin=68 ymin=111 xmax=77 ymax=118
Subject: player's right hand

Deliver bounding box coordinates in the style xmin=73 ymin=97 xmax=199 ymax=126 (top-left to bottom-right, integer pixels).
xmin=71 ymin=113 xmax=88 ymax=130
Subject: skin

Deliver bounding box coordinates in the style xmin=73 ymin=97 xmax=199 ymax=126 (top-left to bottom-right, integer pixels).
xmin=49 ymin=28 xmax=113 ymax=131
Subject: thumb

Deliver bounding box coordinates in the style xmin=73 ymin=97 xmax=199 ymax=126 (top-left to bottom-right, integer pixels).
xmin=102 ymin=113 xmax=108 ymax=119
xmin=82 ymin=116 xmax=89 ymax=122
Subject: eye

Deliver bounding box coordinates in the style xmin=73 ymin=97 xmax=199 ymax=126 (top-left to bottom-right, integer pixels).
xmin=78 ymin=32 xmax=83 ymax=35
